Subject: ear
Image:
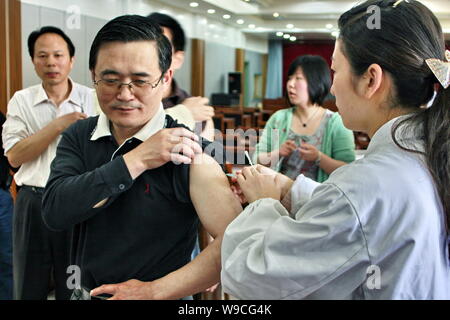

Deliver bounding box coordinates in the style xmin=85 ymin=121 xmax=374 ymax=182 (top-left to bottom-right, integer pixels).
xmin=362 ymin=63 xmax=383 ymax=99
xmin=162 ymin=69 xmax=173 ymax=86
xmin=171 ymin=50 xmax=185 ymax=71
xmin=69 ymin=56 xmax=75 ymax=69
xmin=90 ymin=69 xmax=96 ymax=83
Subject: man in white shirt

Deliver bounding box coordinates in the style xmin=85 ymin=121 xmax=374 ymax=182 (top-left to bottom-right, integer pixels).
xmin=2 ymin=26 xmax=97 ymax=300
xmin=147 ymin=13 xmax=215 ymax=141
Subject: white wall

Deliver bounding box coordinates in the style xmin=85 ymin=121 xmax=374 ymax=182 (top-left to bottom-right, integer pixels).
xmin=204 ymin=42 xmax=235 ymax=100
xmin=20 ymin=0 xmax=268 ymax=91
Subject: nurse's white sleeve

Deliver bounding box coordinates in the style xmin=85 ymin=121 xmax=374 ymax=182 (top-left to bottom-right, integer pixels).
xmin=221 ymin=183 xmax=369 ymax=300
xmin=290 ymin=174 xmax=321 ymax=213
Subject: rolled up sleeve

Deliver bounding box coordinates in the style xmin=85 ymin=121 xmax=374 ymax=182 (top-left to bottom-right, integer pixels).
xmin=2 ymin=95 xmax=30 ymax=154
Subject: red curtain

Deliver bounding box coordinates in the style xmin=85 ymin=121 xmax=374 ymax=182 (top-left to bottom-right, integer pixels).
xmin=282 ymin=42 xmax=335 ymax=95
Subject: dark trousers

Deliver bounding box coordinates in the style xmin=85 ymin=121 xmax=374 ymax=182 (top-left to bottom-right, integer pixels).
xmin=0 ymin=189 xmax=13 ymax=300
xmin=13 ymin=186 xmax=72 ymax=300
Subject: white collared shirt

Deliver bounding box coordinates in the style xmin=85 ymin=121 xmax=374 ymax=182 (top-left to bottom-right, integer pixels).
xmin=221 ymin=116 xmax=450 ymax=299
xmin=90 ymin=103 xmax=166 ymax=148
xmin=2 ymin=79 xmax=98 ymax=187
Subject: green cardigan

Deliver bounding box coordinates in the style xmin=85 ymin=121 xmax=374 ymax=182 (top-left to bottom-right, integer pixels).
xmin=253 ymin=107 xmax=355 ymax=182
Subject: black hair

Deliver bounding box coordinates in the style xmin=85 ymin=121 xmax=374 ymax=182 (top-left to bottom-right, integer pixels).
xmin=89 ymin=15 xmax=172 ymax=76
xmin=28 ymin=26 xmax=75 ymax=58
xmin=287 ymin=55 xmax=331 ymax=106
xmin=338 ymin=0 xmax=449 ymax=234
xmin=147 ymin=12 xmax=186 ymax=52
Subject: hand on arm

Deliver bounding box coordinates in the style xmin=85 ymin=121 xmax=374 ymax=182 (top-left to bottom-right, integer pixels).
xmin=122 ymin=127 xmax=202 ymax=180
xmin=6 ymin=112 xmax=87 ymax=168
xmin=237 ymin=165 xmax=281 ymax=203
xmin=182 ymin=97 xmax=215 ymax=122
xmin=231 ymin=165 xmax=293 ymax=205
xmin=91 ymin=153 xmax=242 ymax=299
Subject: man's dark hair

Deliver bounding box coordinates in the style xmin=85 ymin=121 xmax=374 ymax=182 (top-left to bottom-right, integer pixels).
xmin=89 ymin=15 xmax=172 ymax=76
xmin=287 ymin=55 xmax=331 ymax=106
xmin=147 ymin=12 xmax=186 ymax=52
xmin=28 ymin=26 xmax=75 ymax=58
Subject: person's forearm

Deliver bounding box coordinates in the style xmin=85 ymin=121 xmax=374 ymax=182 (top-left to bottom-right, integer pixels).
xmin=149 ymin=236 xmax=222 ymax=299
xmin=318 ymin=152 xmax=348 ymax=174
xmin=42 ymin=157 xmax=133 ymax=231
xmin=6 ymin=121 xmax=62 ymax=168
xmin=42 ymin=127 xmax=134 ymax=231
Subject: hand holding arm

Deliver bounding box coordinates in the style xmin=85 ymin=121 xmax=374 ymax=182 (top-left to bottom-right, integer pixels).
xmin=6 ymin=112 xmax=87 ymax=168
xmin=91 ymin=153 xmax=242 ymax=299
xmin=182 ymin=97 xmax=215 ymax=122
xmin=237 ymin=165 xmax=281 ymax=203
xmin=123 ymin=127 xmax=202 ymax=180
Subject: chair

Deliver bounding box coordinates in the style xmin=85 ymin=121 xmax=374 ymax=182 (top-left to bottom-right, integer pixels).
xmin=262 ymin=98 xmax=289 ymax=112
xmin=322 ymin=99 xmax=338 ymax=112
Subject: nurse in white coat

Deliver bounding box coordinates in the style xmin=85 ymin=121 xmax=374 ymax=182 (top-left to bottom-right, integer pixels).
xmin=221 ymin=0 xmax=450 ymax=300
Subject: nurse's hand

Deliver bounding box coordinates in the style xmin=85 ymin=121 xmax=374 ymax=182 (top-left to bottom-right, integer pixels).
xmin=247 ymin=165 xmax=294 ymax=200
xmin=237 ymin=165 xmax=282 ymax=203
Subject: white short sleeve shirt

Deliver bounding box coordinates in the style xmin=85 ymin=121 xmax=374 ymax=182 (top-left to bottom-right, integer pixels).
xmin=2 ymin=79 xmax=98 ymax=187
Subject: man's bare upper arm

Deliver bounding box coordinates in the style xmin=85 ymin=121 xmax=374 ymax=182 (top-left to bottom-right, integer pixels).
xmin=189 ymin=153 xmax=242 ymax=238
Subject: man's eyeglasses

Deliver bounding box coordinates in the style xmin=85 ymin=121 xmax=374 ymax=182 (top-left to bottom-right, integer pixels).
xmin=93 ymin=74 xmax=163 ymax=94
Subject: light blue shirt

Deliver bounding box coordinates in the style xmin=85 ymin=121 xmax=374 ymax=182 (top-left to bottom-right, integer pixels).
xmin=221 ymin=116 xmax=450 ymax=299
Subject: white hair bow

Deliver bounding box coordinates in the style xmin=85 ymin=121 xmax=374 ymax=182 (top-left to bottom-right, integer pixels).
xmin=425 ymin=50 xmax=450 ymax=89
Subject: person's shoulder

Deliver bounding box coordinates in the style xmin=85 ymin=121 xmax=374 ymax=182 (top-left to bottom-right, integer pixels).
xmin=266 ymin=107 xmax=294 ymax=125
xmin=65 ymin=115 xmax=99 ymax=138
xmin=10 ymin=84 xmax=41 ymax=100
xmin=326 ymin=110 xmax=350 ymax=130
xmin=273 ymin=107 xmax=294 ymax=117
xmin=325 ymin=109 xmax=339 ymax=122
xmin=164 ymin=114 xmax=191 ymax=130
xmin=72 ymin=82 xmax=95 ymax=95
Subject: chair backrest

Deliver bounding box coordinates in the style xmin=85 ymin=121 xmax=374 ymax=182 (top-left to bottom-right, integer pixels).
xmin=262 ymin=98 xmax=289 ymax=111
xmin=322 ymin=99 xmax=338 ymax=112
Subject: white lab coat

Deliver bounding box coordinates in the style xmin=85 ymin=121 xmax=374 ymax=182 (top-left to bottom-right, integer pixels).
xmin=221 ymin=116 xmax=450 ymax=299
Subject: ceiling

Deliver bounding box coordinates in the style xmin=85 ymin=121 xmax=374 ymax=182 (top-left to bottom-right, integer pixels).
xmin=156 ymin=0 xmax=450 ymax=41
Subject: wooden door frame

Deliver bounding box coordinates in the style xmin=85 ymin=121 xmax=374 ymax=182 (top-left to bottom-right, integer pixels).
xmin=0 ymin=0 xmax=22 ymax=115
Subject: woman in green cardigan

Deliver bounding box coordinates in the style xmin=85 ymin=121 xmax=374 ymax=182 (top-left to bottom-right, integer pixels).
xmin=254 ymin=55 xmax=355 ymax=182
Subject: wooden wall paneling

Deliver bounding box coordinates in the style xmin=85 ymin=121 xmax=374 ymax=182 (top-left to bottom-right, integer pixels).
xmin=8 ymin=0 xmax=22 ymax=99
xmin=1 ymin=0 xmax=22 ymax=201
xmin=1 ymin=0 xmax=22 ymax=115
xmin=235 ymin=48 xmax=245 ymax=106
xmin=191 ymin=38 xmax=205 ymax=97
xmin=0 ymin=0 xmax=7 ymax=115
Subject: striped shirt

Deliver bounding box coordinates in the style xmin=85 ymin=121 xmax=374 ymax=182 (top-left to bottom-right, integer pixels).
xmin=2 ymin=79 xmax=97 ymax=187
